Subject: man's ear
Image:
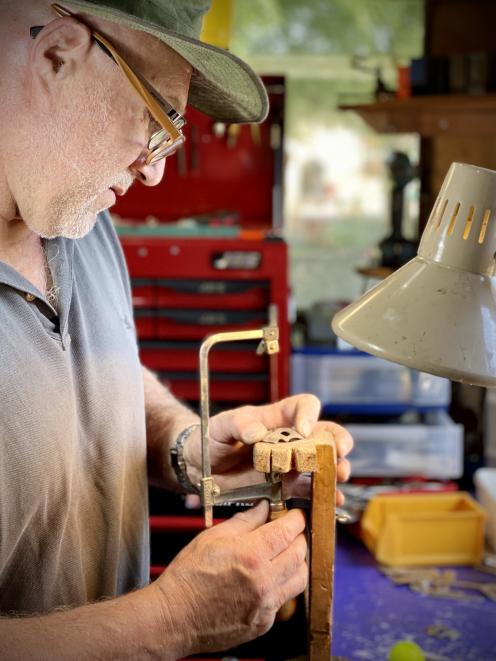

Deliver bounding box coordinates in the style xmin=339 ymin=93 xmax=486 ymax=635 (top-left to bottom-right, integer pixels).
xmin=30 ymin=17 xmax=92 ymax=83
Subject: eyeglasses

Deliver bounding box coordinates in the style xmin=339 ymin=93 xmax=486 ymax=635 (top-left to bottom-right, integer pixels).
xmin=30 ymin=2 xmax=186 ymax=165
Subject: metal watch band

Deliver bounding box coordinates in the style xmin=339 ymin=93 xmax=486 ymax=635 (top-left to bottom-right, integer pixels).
xmin=170 ymin=423 xmax=200 ymax=494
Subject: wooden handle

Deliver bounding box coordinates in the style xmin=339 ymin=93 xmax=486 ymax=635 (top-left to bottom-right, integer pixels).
xmin=270 ymin=504 xmax=298 ymax=621
xmin=269 ymin=505 xmax=288 ymax=521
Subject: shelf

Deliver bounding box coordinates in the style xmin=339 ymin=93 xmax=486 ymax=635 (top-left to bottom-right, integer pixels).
xmin=340 ymin=94 xmax=496 ymax=136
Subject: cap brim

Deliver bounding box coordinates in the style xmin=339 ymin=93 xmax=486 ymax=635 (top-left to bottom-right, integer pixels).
xmin=61 ymin=0 xmax=269 ymax=123
xmin=332 ymin=255 xmax=496 ymax=387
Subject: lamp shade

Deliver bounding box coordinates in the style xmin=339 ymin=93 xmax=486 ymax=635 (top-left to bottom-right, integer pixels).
xmin=332 ymin=162 xmax=496 ymax=387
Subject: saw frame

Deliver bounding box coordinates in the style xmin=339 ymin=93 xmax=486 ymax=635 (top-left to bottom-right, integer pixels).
xmin=198 ymin=324 xmax=342 ymax=660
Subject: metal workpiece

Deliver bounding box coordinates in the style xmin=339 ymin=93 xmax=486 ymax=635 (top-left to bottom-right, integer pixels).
xmin=199 ymin=325 xmax=280 ymax=528
xmin=214 ymin=475 xmax=283 ymax=506
xmin=335 ymin=509 xmax=352 ymax=523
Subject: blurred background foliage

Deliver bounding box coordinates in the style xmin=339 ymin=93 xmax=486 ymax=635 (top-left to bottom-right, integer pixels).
xmin=232 ymin=0 xmax=423 ymax=58
xmin=230 ymin=1 xmax=425 ymax=308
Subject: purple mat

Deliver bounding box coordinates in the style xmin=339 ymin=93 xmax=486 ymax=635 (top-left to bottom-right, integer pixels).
xmin=333 ymin=532 xmax=496 ymax=661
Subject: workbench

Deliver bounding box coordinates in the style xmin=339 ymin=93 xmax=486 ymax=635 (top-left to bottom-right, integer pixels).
xmin=333 ymin=531 xmax=496 ymax=661
xmin=151 ymin=509 xmax=496 ymax=660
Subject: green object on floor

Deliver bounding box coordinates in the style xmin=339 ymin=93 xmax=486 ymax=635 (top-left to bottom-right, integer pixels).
xmin=389 ymin=640 xmax=426 ymax=661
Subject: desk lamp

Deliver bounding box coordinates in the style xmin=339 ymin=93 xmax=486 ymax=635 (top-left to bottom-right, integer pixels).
xmin=332 ymin=162 xmax=496 ymax=386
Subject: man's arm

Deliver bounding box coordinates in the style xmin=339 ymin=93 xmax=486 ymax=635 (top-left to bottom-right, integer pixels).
xmin=143 ymin=366 xmax=199 ymax=491
xmin=0 ymin=504 xmax=308 ymax=660
xmin=0 ymin=584 xmax=180 ymax=661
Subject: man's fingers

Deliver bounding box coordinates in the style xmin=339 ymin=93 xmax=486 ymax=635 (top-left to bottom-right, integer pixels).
xmin=210 ymin=394 xmax=323 ymax=448
xmin=291 ymin=394 xmax=321 ymax=437
xmin=209 ymin=500 xmax=269 ymax=537
xmin=270 ymin=532 xmax=307 ymax=585
xmin=324 ymin=421 xmax=354 ymax=458
xmin=337 ymin=457 xmax=351 ymax=483
xmin=209 ymin=400 xmax=353 ymax=454
xmin=274 ymin=561 xmax=309 ymax=610
xmin=210 ymin=408 xmax=268 ymax=445
xmin=253 ymin=508 xmax=306 ymax=559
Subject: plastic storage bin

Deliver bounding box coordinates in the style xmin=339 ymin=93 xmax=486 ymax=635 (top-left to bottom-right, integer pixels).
xmin=483 ymin=388 xmax=496 ymax=468
xmin=474 ymin=467 xmax=496 ymax=552
xmin=346 ymin=411 xmax=463 ymax=479
xmin=291 ymin=350 xmax=451 ymax=410
xmin=362 ymin=492 xmax=486 ymax=566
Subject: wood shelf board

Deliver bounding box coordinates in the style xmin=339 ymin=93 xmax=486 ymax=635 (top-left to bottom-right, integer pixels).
xmin=341 ymin=94 xmax=496 ymax=111
xmin=340 ymin=95 xmax=496 ymax=136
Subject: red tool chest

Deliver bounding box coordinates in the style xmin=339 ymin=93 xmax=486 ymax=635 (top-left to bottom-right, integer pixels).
xmin=120 ymin=235 xmax=289 ymax=407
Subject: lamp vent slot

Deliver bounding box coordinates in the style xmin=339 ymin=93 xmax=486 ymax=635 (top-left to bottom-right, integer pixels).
xmin=447 ymin=202 xmax=461 ymax=236
xmin=435 ymin=198 xmax=449 ymax=229
xmin=462 ymin=206 xmax=476 ymax=240
xmin=430 ymin=197 xmax=441 ymax=224
xmin=478 ymin=209 xmax=492 ymax=244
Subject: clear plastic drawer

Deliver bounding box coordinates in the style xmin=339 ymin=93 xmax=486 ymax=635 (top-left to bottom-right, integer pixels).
xmin=347 ymin=411 xmax=463 ymax=479
xmin=291 ymin=351 xmax=451 ymax=409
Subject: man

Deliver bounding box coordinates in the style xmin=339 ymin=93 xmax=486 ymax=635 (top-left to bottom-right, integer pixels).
xmin=0 ymin=0 xmax=353 ymax=658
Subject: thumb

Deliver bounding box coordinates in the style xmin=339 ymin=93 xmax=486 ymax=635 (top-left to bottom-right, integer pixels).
xmin=211 ymin=500 xmax=269 ymax=536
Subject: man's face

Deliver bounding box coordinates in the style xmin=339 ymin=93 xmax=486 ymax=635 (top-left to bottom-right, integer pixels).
xmin=10 ymin=17 xmax=191 ymax=239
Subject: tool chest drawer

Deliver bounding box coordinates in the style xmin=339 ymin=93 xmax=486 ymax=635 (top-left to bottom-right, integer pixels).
xmin=131 ymin=278 xmax=270 ymax=310
xmin=134 ymin=311 xmax=156 ymax=339
xmin=136 ymin=309 xmax=269 ymax=340
xmin=130 ymin=279 xmax=155 ymax=308
xmin=140 ymin=341 xmax=267 ymax=373
xmin=158 ymin=372 xmax=268 ymax=403
xmin=156 ymin=309 xmax=269 ymax=340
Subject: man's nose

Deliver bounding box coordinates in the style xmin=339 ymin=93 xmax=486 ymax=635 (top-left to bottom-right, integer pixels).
xmin=130 ymin=155 xmax=166 ymax=187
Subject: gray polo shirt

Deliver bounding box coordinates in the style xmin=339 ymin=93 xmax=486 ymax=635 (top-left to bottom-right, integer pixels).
xmin=0 ymin=212 xmax=149 ymax=614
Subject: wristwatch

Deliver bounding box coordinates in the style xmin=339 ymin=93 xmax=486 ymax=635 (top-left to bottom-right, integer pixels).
xmin=170 ymin=423 xmax=200 ymax=494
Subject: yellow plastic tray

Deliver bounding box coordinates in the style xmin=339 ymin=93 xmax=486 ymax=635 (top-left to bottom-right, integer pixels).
xmin=361 ymin=491 xmax=486 ymax=566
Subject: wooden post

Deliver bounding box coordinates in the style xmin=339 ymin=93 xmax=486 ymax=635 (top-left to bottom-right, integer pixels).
xmin=309 ymin=439 xmax=337 ymax=661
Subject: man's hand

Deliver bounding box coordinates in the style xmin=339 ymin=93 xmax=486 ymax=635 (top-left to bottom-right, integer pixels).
xmin=183 ymin=393 xmax=353 ymax=505
xmin=0 ymin=503 xmax=304 ymax=660
xmin=153 ymin=501 xmax=307 ymax=655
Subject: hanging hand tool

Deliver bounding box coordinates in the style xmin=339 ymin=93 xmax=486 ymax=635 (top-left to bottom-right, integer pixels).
xmin=190 ymin=125 xmax=200 ymax=172
xmin=226 ymin=123 xmax=241 ymax=149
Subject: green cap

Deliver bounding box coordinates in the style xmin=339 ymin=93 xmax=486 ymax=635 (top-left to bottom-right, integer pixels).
xmin=60 ymin=0 xmax=269 ymax=123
